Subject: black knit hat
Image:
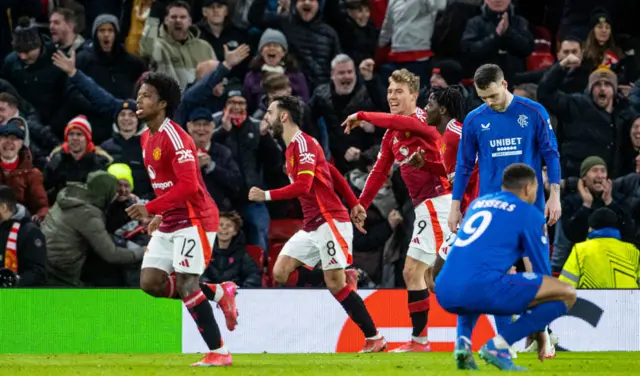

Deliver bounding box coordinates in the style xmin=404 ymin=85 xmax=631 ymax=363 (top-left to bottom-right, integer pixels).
xmin=590 ymin=7 xmax=612 ymax=30
xmin=432 ymin=60 xmax=463 ymax=85
xmin=224 ymin=79 xmax=244 ymax=101
xmin=588 ymin=207 xmax=618 ymax=230
xmin=12 ymin=17 xmax=41 ymax=53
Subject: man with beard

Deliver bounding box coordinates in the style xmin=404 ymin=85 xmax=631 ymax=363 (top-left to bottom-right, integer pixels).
xmin=538 ymin=58 xmax=632 ymax=179
xmin=76 ymin=14 xmax=147 ymax=142
xmin=140 ymin=0 xmax=215 ymax=91
xmin=49 ymin=8 xmax=86 ymax=53
xmin=309 ymin=54 xmax=385 ymax=173
xmin=248 ymin=95 xmax=388 ymax=353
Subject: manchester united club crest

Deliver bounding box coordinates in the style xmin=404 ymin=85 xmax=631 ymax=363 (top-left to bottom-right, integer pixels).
xmin=405 ymin=132 xmax=411 ymax=138
xmin=441 ymin=143 xmax=446 ymax=155
xmin=153 ymin=147 xmax=162 ymax=160
xmin=289 ymin=155 xmax=295 ymax=168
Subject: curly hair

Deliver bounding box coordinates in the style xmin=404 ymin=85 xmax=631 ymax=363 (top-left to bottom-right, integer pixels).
xmin=272 ymin=94 xmax=303 ymax=126
xmin=429 ymin=86 xmax=466 ymax=122
xmin=389 ymin=69 xmax=420 ymax=94
xmin=141 ymin=72 xmax=182 ymax=118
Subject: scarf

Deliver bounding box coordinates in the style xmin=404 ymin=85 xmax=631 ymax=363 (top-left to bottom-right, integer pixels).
xmin=1 ymin=156 xmax=19 ymax=172
xmin=4 ymin=222 xmax=20 ymax=272
xmin=587 ymin=227 xmax=621 ymax=240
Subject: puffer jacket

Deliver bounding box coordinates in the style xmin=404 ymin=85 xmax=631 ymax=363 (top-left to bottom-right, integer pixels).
xmin=201 ymin=232 xmax=262 ymax=288
xmin=140 ymin=1 xmax=216 ymax=90
xmin=42 ymin=171 xmax=143 ymax=287
xmin=101 ymin=130 xmax=153 ymax=200
xmin=248 ymin=0 xmax=341 ymax=90
xmin=0 ymin=147 xmax=48 ymax=218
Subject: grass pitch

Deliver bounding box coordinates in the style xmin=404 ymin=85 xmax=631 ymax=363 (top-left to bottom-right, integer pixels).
xmin=1 ymin=352 xmax=639 ymax=375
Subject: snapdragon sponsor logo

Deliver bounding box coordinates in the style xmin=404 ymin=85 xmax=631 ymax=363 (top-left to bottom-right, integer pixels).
xmin=152 ymin=181 xmax=174 ymax=190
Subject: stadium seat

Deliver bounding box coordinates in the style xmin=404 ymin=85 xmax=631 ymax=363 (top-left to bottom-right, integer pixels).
xmin=527 ymin=52 xmax=555 ymax=71
xmin=268 ymin=219 xmax=304 ymax=243
xmin=266 ymin=243 xmax=285 ymax=287
xmin=245 ymin=245 xmax=264 ymax=268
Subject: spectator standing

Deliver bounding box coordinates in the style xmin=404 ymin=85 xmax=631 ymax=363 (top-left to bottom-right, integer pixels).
xmin=0 ymin=123 xmax=48 ymax=222
xmin=0 ymin=0 xmax=42 ymax=62
xmin=201 ymin=211 xmax=262 ymax=288
xmin=0 ymin=186 xmax=47 ymax=287
xmin=42 ymin=171 xmax=144 ymax=287
xmin=614 ymin=114 xmax=640 ymax=178
xmin=186 ymin=107 xmax=242 ymax=212
xmin=538 ymin=61 xmax=632 ymax=178
xmin=76 ymin=14 xmax=147 ymax=119
xmin=309 ymin=54 xmax=385 ymax=173
xmin=44 ymin=116 xmax=113 ymax=205
xmin=559 ymin=207 xmax=640 ymax=289
xmin=461 ymin=0 xmax=534 ymax=82
xmin=378 ymin=0 xmax=446 ymax=86
xmin=249 ymin=0 xmax=341 ymax=90
xmin=1 ymin=18 xmax=88 ymax=136
xmin=323 ymin=0 xmax=379 ymax=67
xmin=243 ymin=29 xmax=308 ymax=113
xmin=197 ymin=0 xmax=251 ymax=81
xmin=49 ymin=8 xmax=86 ymax=53
xmin=561 ymin=157 xmax=634 ymax=247
xmin=140 ymin=0 xmax=216 ymax=90
xmin=212 ymin=85 xmax=284 ymax=251
xmin=419 ymin=59 xmax=482 ymax=114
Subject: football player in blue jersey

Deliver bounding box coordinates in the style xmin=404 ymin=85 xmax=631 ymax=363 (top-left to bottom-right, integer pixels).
xmin=435 ymin=163 xmax=576 ymax=371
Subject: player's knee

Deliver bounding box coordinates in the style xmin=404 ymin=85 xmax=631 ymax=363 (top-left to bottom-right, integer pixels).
xmin=140 ymin=277 xmax=164 ymax=297
xmin=563 ymin=283 xmax=577 ymax=309
xmin=175 ymin=275 xmax=200 ymax=298
xmin=323 ymin=272 xmax=343 ymax=294
xmin=272 ymin=266 xmax=290 ymax=286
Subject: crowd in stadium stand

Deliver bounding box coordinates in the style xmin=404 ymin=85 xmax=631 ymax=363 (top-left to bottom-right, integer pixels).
xmin=0 ymin=0 xmax=639 ymax=288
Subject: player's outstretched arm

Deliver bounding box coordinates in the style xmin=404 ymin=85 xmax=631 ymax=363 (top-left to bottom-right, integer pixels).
xmin=249 ymin=173 xmax=314 ymax=202
xmin=328 ymin=163 xmax=359 ymax=209
xmin=342 ymin=111 xmax=437 ymax=141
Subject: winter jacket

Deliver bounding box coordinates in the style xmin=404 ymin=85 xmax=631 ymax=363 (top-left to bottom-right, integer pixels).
xmin=460 ymin=4 xmax=534 ymax=80
xmin=196 ymin=20 xmax=251 ymax=82
xmin=0 ymin=204 xmax=47 ymax=287
xmin=309 ymin=79 xmax=385 ymax=173
xmin=140 ymin=1 xmax=216 ymax=90
xmin=538 ymin=63 xmax=634 ymax=178
xmin=0 ymin=148 xmax=48 ymax=218
xmin=101 ymin=132 xmax=153 ymax=199
xmin=322 ymin=0 xmax=379 ymax=66
xmin=243 ymin=70 xmax=309 ymax=114
xmin=44 ymin=146 xmax=113 ymax=205
xmin=42 ymin=172 xmax=143 ymax=287
xmin=249 ymin=0 xmax=341 ymax=89
xmin=211 ymin=114 xmax=284 ymax=198
xmin=201 ymin=232 xmax=262 ymax=287
xmin=200 ymin=142 xmax=243 ymax=212
xmin=76 ymin=34 xmax=146 ymax=138
xmin=175 ymin=63 xmax=231 ymax=127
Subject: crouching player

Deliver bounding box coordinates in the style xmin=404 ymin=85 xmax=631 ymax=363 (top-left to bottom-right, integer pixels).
xmin=248 ymin=95 xmax=387 ymax=352
xmin=435 ymin=163 xmax=576 ymax=371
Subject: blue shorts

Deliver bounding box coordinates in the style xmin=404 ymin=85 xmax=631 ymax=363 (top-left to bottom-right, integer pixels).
xmin=436 ymin=272 xmax=543 ymax=316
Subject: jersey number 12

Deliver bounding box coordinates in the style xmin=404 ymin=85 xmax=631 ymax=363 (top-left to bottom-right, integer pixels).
xmin=453 ymin=210 xmax=492 ymax=247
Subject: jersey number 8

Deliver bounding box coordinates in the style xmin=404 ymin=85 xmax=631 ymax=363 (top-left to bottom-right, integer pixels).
xmin=453 ymin=210 xmax=493 ymax=247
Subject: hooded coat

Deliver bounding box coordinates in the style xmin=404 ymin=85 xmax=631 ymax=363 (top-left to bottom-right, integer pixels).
xmin=42 ymin=171 xmax=144 ymax=287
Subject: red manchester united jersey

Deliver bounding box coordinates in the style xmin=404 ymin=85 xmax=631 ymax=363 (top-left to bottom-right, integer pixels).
xmin=358 ymin=108 xmax=451 ymax=208
xmin=142 ymin=118 xmax=219 ymax=232
xmin=268 ymin=131 xmax=356 ymax=231
xmin=441 ymin=119 xmax=479 ymax=213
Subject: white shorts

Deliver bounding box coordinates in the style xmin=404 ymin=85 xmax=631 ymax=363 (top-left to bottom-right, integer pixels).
xmin=281 ymin=220 xmax=353 ymax=270
xmin=407 ymin=194 xmax=452 ymax=266
xmin=141 ymin=225 xmax=216 ymax=275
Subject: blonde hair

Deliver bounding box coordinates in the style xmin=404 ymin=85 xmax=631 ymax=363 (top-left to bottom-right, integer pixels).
xmin=389 ymin=69 xmax=420 ymax=94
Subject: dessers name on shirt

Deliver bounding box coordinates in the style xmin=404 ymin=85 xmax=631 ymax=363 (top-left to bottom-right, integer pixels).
xmin=152 ymin=181 xmax=174 ymax=190
xmin=489 ymin=137 xmax=522 ymax=148
xmin=471 ymin=198 xmax=516 ymax=212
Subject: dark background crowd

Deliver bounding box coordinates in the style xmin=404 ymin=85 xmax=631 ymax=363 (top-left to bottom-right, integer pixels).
xmin=1 ymin=0 xmax=640 ymax=289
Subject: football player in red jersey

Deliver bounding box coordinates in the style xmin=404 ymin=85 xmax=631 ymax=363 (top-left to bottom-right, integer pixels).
xmin=425 ymin=86 xmax=479 ymax=214
xmin=342 ymin=69 xmax=452 ymax=352
xmin=125 ymin=72 xmax=237 ymax=367
xmin=248 ymin=95 xmax=387 ymax=353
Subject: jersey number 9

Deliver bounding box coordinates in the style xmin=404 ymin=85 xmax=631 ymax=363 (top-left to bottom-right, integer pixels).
xmin=453 ymin=210 xmax=492 ymax=247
